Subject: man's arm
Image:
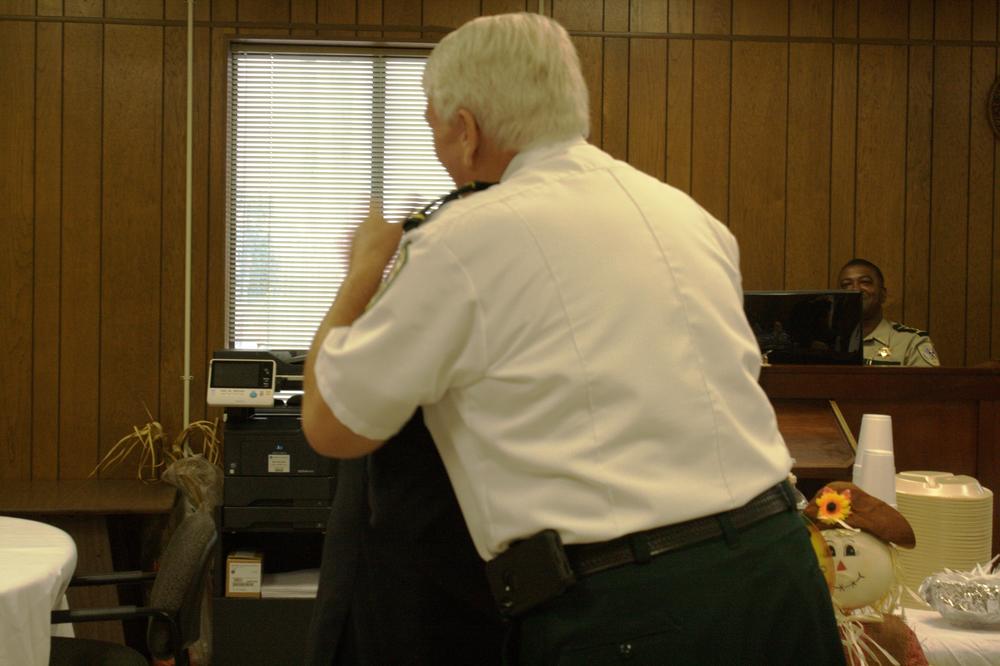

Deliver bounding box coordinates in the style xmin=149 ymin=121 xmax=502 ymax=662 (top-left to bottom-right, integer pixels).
xmin=904 ymin=335 xmax=941 ymax=367
xmin=302 ymin=204 xmax=404 ymax=458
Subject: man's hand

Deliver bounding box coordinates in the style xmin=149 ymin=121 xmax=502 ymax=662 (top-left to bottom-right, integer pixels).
xmin=302 ymin=199 xmax=403 ymax=460
xmin=349 ymin=199 xmax=404 ymax=275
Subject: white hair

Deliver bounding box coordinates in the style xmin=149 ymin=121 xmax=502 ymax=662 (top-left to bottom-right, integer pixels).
xmin=423 ymin=13 xmax=590 ymax=152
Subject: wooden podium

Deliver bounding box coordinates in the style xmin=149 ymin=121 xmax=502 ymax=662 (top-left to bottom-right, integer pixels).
xmin=761 ymin=365 xmax=1000 ymax=552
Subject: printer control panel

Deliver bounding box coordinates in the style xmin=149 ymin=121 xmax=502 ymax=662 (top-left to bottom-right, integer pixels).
xmin=207 ymin=358 xmax=276 ymax=407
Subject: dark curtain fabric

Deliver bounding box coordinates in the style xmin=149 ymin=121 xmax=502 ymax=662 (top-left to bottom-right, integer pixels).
xmin=304 ymin=410 xmax=505 ymax=665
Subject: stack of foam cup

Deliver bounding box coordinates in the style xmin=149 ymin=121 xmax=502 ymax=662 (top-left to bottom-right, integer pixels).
xmin=852 ymin=414 xmax=897 ymax=507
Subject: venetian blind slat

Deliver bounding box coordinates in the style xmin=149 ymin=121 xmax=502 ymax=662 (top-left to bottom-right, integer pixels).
xmin=228 ymin=49 xmax=453 ymax=350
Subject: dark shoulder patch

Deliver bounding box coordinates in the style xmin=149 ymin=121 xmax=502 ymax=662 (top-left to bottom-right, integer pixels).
xmin=891 ymin=322 xmax=928 ymax=337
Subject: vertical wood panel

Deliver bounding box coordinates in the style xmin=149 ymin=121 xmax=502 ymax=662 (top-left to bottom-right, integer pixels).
xmin=858 ymin=0 xmax=907 ymax=39
xmin=829 ymin=42 xmax=857 ymax=285
xmin=904 ymin=45 xmax=933 ymax=330
xmin=790 ymin=0 xmax=832 ymax=37
xmin=0 ymin=0 xmax=35 ymax=13
xmin=577 ymin=36 xmax=603 ymax=147
xmin=33 ymin=21 xmax=62 ymax=480
xmin=909 ymin=0 xmax=933 ymax=39
xmin=691 ymin=39 xmax=730 ymax=223
xmin=629 ymin=0 xmax=666 ymax=35
xmin=730 ymin=43 xmax=787 ymax=289
xmin=694 ymin=0 xmax=730 ymax=33
xmin=100 ymin=25 xmax=164 ymax=477
xmin=358 ymin=0 xmax=382 ymax=38
xmin=967 ymin=47 xmax=996 ymax=366
xmin=786 ymin=43 xmax=833 ymax=289
xmin=291 ymin=0 xmax=319 ymax=36
xmin=207 ymin=6 xmax=236 ymax=418
xmin=666 ymin=38 xmax=692 ymax=192
xmin=65 ymin=0 xmax=102 ymax=17
xmin=602 ymin=36 xmax=628 ymax=161
xmin=215 ymin=0 xmax=237 ymax=22
xmin=603 ymin=0 xmax=628 ymax=31
xmin=483 ymin=0 xmax=527 ymax=14
xmin=191 ymin=26 xmax=213 ymax=424
xmin=239 ymin=0 xmax=291 ymax=35
xmin=628 ymin=36 xmax=667 ymax=179
xmin=833 ymin=0 xmax=858 ymax=38
xmin=0 ymin=20 xmax=35 ymax=480
xmin=627 ymin=0 xmax=667 ymax=180
xmin=37 ymin=0 xmax=62 ymax=15
xmin=855 ymin=46 xmax=907 ymax=320
xmin=930 ymin=46 xmax=972 ymax=365
xmin=161 ymin=25 xmax=188 ymax=442
xmin=995 ymin=126 xmax=1000 ymax=361
xmin=383 ymin=0 xmax=420 ymax=40
xmin=60 ymin=22 xmax=102 ymax=479
xmin=668 ymin=0 xmax=693 ymax=34
xmin=317 ymin=0 xmax=356 ymax=37
xmin=105 ymin=0 xmax=161 ymax=19
xmin=424 ymin=0 xmax=479 ymax=28
xmin=554 ymin=2 xmax=603 ymax=148
xmin=935 ymin=0 xmax=973 ymax=40
xmin=734 ymin=0 xmax=788 ymax=35
xmin=601 ymin=0 xmax=629 ymax=161
xmin=972 ymin=0 xmax=997 ymax=40
xmin=166 ymin=0 xmax=211 ymax=21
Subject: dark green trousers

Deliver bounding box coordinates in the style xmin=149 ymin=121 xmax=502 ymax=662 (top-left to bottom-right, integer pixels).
xmin=509 ymin=510 xmax=845 ymax=665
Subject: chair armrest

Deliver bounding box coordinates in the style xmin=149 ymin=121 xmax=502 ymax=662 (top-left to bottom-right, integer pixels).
xmin=52 ymin=605 xmax=141 ymax=623
xmin=52 ymin=605 xmax=174 ymax=624
xmin=69 ymin=571 xmax=157 ymax=587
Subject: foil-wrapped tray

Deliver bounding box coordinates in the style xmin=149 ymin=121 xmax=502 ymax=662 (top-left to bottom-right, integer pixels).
xmin=920 ymin=560 xmax=1000 ymax=629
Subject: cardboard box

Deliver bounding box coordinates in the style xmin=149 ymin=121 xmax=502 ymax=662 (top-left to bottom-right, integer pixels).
xmin=226 ymin=550 xmax=263 ymax=598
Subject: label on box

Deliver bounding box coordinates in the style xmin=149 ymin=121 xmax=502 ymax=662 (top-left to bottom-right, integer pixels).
xmin=226 ymin=551 xmax=263 ymax=598
xmin=268 ymin=453 xmax=290 ymax=473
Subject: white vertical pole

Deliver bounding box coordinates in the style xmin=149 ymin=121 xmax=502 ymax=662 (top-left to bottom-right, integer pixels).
xmin=182 ymin=0 xmax=195 ymax=427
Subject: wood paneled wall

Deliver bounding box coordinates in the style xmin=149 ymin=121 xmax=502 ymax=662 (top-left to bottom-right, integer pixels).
xmin=2 ymin=0 xmax=998 ymax=480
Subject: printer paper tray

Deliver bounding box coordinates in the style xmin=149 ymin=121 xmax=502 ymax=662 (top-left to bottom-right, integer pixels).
xmin=223 ymin=506 xmax=330 ymax=532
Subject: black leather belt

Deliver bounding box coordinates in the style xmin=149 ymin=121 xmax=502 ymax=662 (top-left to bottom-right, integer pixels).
xmin=564 ymin=481 xmax=796 ymax=577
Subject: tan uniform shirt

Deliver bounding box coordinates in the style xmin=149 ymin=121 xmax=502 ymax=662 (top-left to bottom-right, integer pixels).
xmin=863 ymin=318 xmax=940 ymax=367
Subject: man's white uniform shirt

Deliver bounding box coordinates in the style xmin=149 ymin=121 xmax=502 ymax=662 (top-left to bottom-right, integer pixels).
xmin=315 ymin=138 xmax=793 ymax=560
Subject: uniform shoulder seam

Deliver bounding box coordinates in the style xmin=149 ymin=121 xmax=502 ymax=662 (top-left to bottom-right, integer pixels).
xmin=891 ymin=322 xmax=928 ymax=337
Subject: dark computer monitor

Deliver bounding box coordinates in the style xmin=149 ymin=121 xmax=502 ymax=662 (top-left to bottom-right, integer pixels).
xmin=743 ymin=290 xmax=863 ymax=365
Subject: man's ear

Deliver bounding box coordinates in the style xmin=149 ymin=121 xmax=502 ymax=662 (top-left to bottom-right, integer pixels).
xmin=455 ymin=108 xmax=480 ymax=171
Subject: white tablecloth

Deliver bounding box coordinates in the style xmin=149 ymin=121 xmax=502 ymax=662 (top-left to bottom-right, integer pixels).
xmin=907 ymin=608 xmax=1000 ymax=666
xmin=0 ymin=516 xmax=77 ymax=666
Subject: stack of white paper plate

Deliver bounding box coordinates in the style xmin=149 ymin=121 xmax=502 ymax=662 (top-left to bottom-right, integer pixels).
xmin=895 ymin=471 xmax=994 ymax=609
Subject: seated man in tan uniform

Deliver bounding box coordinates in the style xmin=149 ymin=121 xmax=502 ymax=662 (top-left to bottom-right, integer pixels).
xmin=837 ymin=258 xmax=940 ymax=366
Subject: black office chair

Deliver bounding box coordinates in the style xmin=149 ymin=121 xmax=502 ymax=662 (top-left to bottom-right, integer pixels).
xmin=50 ymin=509 xmax=218 ymax=666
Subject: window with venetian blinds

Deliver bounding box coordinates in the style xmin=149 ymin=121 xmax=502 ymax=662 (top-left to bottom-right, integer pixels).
xmin=227 ymin=46 xmax=454 ymax=350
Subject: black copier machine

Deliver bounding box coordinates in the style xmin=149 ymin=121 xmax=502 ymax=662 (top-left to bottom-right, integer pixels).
xmin=209 ymin=350 xmax=335 ymax=531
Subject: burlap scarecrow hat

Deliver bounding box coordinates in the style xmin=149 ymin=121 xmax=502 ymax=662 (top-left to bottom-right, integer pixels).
xmin=804 ymin=481 xmax=916 ymax=549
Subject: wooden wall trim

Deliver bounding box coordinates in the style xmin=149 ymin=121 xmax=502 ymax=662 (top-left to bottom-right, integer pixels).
xmin=1 ymin=13 xmax=998 ymax=47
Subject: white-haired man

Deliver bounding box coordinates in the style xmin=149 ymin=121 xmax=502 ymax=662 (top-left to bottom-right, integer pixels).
xmin=304 ymin=12 xmax=844 ymax=664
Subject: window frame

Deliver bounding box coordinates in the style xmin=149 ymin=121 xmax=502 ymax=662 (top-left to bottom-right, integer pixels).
xmin=223 ymin=38 xmax=447 ymax=351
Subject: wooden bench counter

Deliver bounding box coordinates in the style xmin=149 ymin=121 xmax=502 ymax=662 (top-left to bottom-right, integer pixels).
xmin=0 ymin=479 xmax=177 ymax=515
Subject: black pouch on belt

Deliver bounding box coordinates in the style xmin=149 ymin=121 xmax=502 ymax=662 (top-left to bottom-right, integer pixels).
xmin=485 ymin=529 xmax=577 ymax=619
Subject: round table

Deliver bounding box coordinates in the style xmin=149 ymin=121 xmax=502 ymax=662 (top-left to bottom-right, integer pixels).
xmin=0 ymin=516 xmax=77 ymax=665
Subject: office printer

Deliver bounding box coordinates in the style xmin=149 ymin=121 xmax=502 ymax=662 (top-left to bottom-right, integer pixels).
xmin=209 ymin=350 xmax=335 ymax=532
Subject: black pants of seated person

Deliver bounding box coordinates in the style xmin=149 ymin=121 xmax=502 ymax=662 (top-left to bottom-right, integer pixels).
xmin=303 ymin=410 xmax=505 ymax=666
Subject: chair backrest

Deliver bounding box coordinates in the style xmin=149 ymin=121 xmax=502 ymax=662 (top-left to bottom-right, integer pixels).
xmin=146 ymin=509 xmax=218 ymax=660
